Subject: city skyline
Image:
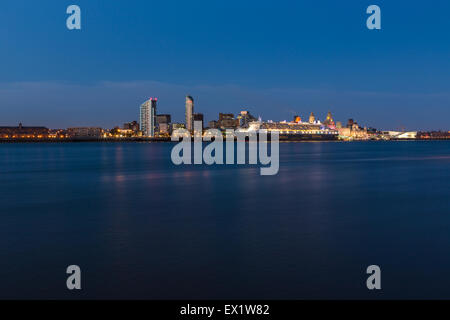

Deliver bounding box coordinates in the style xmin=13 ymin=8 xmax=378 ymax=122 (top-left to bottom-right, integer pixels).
xmin=0 ymin=90 xmax=449 ymax=136
xmin=0 ymin=87 xmax=449 ymax=132
xmin=3 ymin=91 xmax=445 ymax=142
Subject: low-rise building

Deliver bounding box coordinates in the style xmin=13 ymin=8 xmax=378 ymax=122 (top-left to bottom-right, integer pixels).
xmin=159 ymin=123 xmax=170 ymax=135
xmin=417 ymin=131 xmax=450 ymax=139
xmin=123 ymin=121 xmax=139 ymax=133
xmin=237 ymin=111 xmax=257 ymax=127
xmin=67 ymin=127 xmax=103 ymax=138
xmin=0 ymin=123 xmax=49 ymax=138
xmin=385 ymin=131 xmax=417 ymax=139
xmin=218 ymin=113 xmax=239 ymax=129
xmin=157 ymin=114 xmax=171 ymax=125
xmin=208 ymin=120 xmax=219 ymax=129
xmin=338 ymin=120 xmax=370 ymax=140
xmin=171 ymin=123 xmax=186 ymax=131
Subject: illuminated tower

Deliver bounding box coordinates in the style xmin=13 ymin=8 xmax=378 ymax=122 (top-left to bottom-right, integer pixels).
xmin=309 ymin=112 xmax=315 ymax=124
xmin=323 ymin=111 xmax=335 ymax=127
xmin=140 ymin=98 xmax=157 ymax=137
xmin=185 ymin=95 xmax=194 ymax=133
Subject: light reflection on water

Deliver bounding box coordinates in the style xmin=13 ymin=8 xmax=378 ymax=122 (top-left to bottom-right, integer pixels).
xmin=0 ymin=141 xmax=449 ymax=299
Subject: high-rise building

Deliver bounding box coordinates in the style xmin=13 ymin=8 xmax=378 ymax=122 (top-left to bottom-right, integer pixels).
xmin=185 ymin=95 xmax=194 ymax=133
xmin=140 ymin=98 xmax=157 ymax=137
xmin=193 ymin=113 xmax=204 ymax=131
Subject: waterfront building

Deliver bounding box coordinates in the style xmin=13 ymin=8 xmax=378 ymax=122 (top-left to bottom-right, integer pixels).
xmin=48 ymin=129 xmax=65 ymax=139
xmin=185 ymin=96 xmax=194 ymax=133
xmin=338 ymin=119 xmax=369 ymax=140
xmin=237 ymin=110 xmax=257 ymax=127
xmin=123 ymin=121 xmax=139 ymax=133
xmin=0 ymin=123 xmax=49 ymax=139
xmin=386 ymin=131 xmax=417 ymax=139
xmin=172 ymin=123 xmax=186 ymax=131
xmin=208 ymin=120 xmax=219 ymax=129
xmin=156 ymin=114 xmax=171 ymax=135
xmin=347 ymin=119 xmax=355 ymax=128
xmin=309 ymin=112 xmax=316 ymax=124
xmin=417 ymin=131 xmax=450 ymax=139
xmin=294 ymin=115 xmax=302 ymax=123
xmin=140 ymin=98 xmax=157 ymax=137
xmin=158 ymin=123 xmax=170 ymax=135
xmin=67 ymin=127 xmax=103 ymax=138
xmin=323 ymin=111 xmax=335 ymax=127
xmin=110 ymin=127 xmax=134 ymax=138
xmin=218 ymin=113 xmax=239 ymax=129
xmin=157 ymin=114 xmax=171 ymax=125
xmin=193 ymin=113 xmax=204 ymax=131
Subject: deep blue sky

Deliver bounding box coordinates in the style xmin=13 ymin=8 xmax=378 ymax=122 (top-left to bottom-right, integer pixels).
xmin=0 ymin=0 xmax=449 ymax=130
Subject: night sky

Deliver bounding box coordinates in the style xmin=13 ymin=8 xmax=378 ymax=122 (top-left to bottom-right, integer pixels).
xmin=1 ymin=0 xmax=449 ymax=130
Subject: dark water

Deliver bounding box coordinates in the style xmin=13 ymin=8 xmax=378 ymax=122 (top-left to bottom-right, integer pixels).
xmin=1 ymin=141 xmax=449 ymax=299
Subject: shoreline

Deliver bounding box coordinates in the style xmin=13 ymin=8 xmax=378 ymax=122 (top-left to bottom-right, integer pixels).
xmin=0 ymin=137 xmax=449 ymax=143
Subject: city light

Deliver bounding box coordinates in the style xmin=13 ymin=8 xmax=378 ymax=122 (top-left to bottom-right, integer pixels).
xmin=0 ymin=97 xmax=448 ymax=142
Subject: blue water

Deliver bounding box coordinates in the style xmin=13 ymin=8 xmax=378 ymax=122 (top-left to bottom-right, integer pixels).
xmin=1 ymin=141 xmax=449 ymax=299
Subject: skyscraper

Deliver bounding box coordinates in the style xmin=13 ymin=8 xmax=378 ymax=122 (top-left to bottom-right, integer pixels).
xmin=185 ymin=95 xmax=194 ymax=133
xmin=140 ymin=98 xmax=157 ymax=137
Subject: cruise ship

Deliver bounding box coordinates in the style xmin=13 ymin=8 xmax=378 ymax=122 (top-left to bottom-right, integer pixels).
xmin=236 ymin=121 xmax=339 ymax=141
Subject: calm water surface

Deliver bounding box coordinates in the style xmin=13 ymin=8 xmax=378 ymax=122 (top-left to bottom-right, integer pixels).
xmin=0 ymin=141 xmax=449 ymax=299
